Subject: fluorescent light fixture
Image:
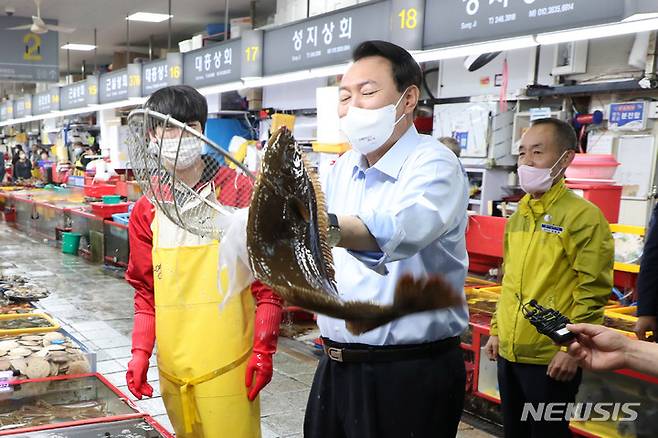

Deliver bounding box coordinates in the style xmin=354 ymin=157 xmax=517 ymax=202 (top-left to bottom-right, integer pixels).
xmin=623 ymin=13 xmax=658 ymax=22
xmin=243 ymin=70 xmax=313 ymax=88
xmin=536 ymin=17 xmax=658 ymax=45
xmin=310 ymin=64 xmax=348 ymax=78
xmin=242 ymin=64 xmax=347 ymax=88
xmin=126 ymin=12 xmax=172 ymax=23
xmin=413 ymin=36 xmax=538 ymax=63
xmin=198 ymin=81 xmax=245 ymax=96
xmin=61 ymin=43 xmax=96 ymax=51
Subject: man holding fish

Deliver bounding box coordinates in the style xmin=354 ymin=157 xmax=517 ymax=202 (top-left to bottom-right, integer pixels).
xmin=302 ymin=41 xmax=471 ymax=438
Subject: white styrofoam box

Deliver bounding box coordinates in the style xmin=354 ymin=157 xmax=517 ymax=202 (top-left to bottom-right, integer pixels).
xmin=263 ymin=77 xmax=329 ymax=110
xmin=293 ymin=115 xmax=318 ymax=142
xmin=191 ymin=34 xmax=204 ymax=50
xmin=438 ymin=46 xmax=554 ymax=99
xmin=178 ymin=39 xmax=192 ymax=53
xmin=230 ymin=17 xmax=252 ymax=39
xmin=316 ymin=86 xmax=344 ymax=144
xmin=275 ymin=0 xmax=308 ymax=24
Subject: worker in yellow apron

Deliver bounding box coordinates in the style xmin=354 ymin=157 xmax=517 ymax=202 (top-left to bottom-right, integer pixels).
xmin=125 ymin=85 xmax=283 ymax=437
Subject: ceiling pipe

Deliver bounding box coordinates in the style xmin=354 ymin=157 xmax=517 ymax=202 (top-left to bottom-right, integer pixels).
xmin=168 ymin=0 xmax=172 ymax=51
xmin=93 ymin=28 xmax=98 ymax=73
xmin=224 ymin=0 xmax=229 ymax=41
xmin=126 ymin=14 xmax=130 ymax=66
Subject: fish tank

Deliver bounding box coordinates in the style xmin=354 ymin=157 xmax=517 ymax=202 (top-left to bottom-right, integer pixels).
xmin=12 ymin=417 xmax=171 ymax=437
xmin=0 ymin=374 xmax=141 ymax=436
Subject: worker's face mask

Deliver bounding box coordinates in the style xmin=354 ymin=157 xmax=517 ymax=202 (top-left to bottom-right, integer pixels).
xmin=339 ymin=88 xmax=409 ymax=155
xmin=151 ymin=135 xmax=204 ymax=170
xmin=518 ymin=150 xmax=568 ymax=194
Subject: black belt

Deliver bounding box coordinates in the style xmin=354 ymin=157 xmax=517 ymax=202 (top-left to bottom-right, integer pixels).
xmin=322 ymin=336 xmax=460 ymax=363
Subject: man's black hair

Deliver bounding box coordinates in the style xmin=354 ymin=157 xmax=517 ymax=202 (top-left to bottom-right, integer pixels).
xmin=531 ymin=118 xmax=578 ymax=152
xmin=352 ymin=40 xmax=422 ymax=92
xmin=145 ymin=85 xmax=208 ymax=129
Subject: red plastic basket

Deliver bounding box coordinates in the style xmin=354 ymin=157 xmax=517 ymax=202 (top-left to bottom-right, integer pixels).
xmin=90 ymin=202 xmax=130 ymax=219
xmin=115 ymin=180 xmax=128 ymax=197
xmin=84 ymin=184 xmax=116 ymax=198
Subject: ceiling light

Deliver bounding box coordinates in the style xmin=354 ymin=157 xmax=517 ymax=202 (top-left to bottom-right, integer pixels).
xmin=61 ymin=43 xmax=96 ymax=51
xmin=536 ymin=18 xmax=658 ymax=45
xmin=126 ymin=12 xmax=172 ymax=23
xmin=413 ymin=36 xmax=538 ymax=63
xmin=623 ymin=13 xmax=658 ymax=22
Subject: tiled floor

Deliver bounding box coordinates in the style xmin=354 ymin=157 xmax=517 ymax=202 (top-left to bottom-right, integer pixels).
xmin=0 ymin=223 xmax=499 ymax=437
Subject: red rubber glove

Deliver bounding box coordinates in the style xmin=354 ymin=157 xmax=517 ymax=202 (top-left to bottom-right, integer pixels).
xmin=126 ymin=312 xmax=155 ymax=399
xmin=246 ymin=281 xmax=283 ymax=401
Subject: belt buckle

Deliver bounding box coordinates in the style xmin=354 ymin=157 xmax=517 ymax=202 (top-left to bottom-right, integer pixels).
xmin=326 ymin=347 xmax=343 ymax=362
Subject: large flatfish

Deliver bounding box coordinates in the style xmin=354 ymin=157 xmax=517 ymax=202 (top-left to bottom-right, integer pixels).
xmin=247 ymin=127 xmax=463 ymax=334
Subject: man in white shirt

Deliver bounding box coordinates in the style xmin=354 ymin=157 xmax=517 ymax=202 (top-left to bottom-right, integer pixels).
xmin=303 ymin=40 xmax=470 ymax=438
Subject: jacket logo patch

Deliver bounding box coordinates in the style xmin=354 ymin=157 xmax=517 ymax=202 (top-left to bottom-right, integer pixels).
xmin=541 ymin=223 xmax=563 ymax=235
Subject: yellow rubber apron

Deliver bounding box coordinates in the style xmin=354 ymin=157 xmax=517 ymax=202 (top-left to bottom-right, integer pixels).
xmin=152 ymin=211 xmax=260 ymax=438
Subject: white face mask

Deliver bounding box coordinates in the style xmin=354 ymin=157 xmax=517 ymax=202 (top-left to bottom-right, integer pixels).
xmin=339 ymin=88 xmax=409 ymax=155
xmin=151 ymin=135 xmax=204 ymax=170
xmin=518 ymin=150 xmax=568 ymax=195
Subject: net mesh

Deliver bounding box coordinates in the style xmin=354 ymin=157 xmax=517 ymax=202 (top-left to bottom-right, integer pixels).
xmin=126 ymin=108 xmax=256 ymax=239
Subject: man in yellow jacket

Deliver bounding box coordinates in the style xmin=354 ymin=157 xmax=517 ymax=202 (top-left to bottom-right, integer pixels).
xmin=485 ymin=118 xmax=613 ymax=438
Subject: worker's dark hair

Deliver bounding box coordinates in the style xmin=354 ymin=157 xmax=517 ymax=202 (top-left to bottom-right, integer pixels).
xmin=531 ymin=118 xmax=578 ymax=152
xmin=145 ymin=85 xmax=208 ymax=130
xmin=353 ymin=40 xmax=422 ymax=92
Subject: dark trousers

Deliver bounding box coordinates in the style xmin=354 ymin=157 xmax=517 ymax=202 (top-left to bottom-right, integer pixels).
xmin=303 ymin=341 xmax=466 ymax=438
xmin=497 ymin=357 xmax=582 ymax=438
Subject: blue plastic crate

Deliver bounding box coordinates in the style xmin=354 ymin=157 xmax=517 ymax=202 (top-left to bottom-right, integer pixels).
xmin=67 ymin=175 xmax=84 ymax=187
xmin=112 ymin=212 xmax=130 ymax=226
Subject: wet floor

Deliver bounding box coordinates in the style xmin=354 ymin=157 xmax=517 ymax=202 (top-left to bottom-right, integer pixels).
xmin=0 ymin=223 xmax=499 ymax=437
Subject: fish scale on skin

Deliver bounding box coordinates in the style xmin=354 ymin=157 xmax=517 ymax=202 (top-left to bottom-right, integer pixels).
xmin=247 ymin=127 xmax=465 ymax=334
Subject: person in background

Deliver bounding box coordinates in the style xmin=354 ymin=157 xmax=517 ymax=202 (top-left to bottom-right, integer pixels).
xmin=71 ymin=142 xmax=85 ymax=161
xmin=635 ymin=203 xmax=658 ymax=342
xmin=12 ymin=150 xmax=32 ymax=181
xmin=484 ymin=118 xmax=614 ymax=438
xmin=28 ymin=143 xmax=39 ymax=162
xmin=11 ymin=145 xmax=24 ymax=167
xmin=440 ymin=136 xmax=462 ymax=157
xmin=38 ymin=149 xmax=49 ymax=164
xmin=126 ymin=85 xmax=282 ymax=437
xmin=304 ymin=41 xmax=469 ymax=438
xmin=567 ymin=323 xmax=658 ymax=378
xmin=0 ymin=149 xmax=6 ymax=183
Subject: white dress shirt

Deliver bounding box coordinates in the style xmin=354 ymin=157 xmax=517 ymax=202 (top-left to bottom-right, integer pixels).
xmin=318 ymin=125 xmax=470 ymax=345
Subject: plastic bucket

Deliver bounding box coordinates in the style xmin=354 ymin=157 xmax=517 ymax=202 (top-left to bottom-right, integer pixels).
xmin=61 ymin=232 xmax=82 ymax=255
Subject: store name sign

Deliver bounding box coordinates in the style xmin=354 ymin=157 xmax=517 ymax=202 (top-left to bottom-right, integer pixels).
xmin=13 ymin=95 xmax=32 ymax=118
xmin=142 ymin=53 xmax=183 ymax=95
xmin=32 ymin=88 xmax=60 ymax=115
xmin=60 ymin=81 xmax=87 ymax=110
xmin=263 ymin=1 xmax=390 ymax=76
xmin=99 ymin=64 xmax=142 ymax=103
xmin=262 ymin=0 xmax=426 ymax=76
xmin=424 ymin=0 xmax=626 ymax=48
xmin=183 ymin=39 xmax=241 ymax=88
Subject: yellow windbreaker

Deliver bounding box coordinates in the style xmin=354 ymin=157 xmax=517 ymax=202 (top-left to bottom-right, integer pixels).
xmin=490 ymin=179 xmax=614 ymax=365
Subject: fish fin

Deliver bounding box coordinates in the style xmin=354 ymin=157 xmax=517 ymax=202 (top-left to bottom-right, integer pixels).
xmin=345 ymin=275 xmax=464 ymax=335
xmin=392 ymin=274 xmax=465 ymax=311
xmin=288 ymin=198 xmax=311 ymax=223
xmin=302 ymin=154 xmax=336 ymax=282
